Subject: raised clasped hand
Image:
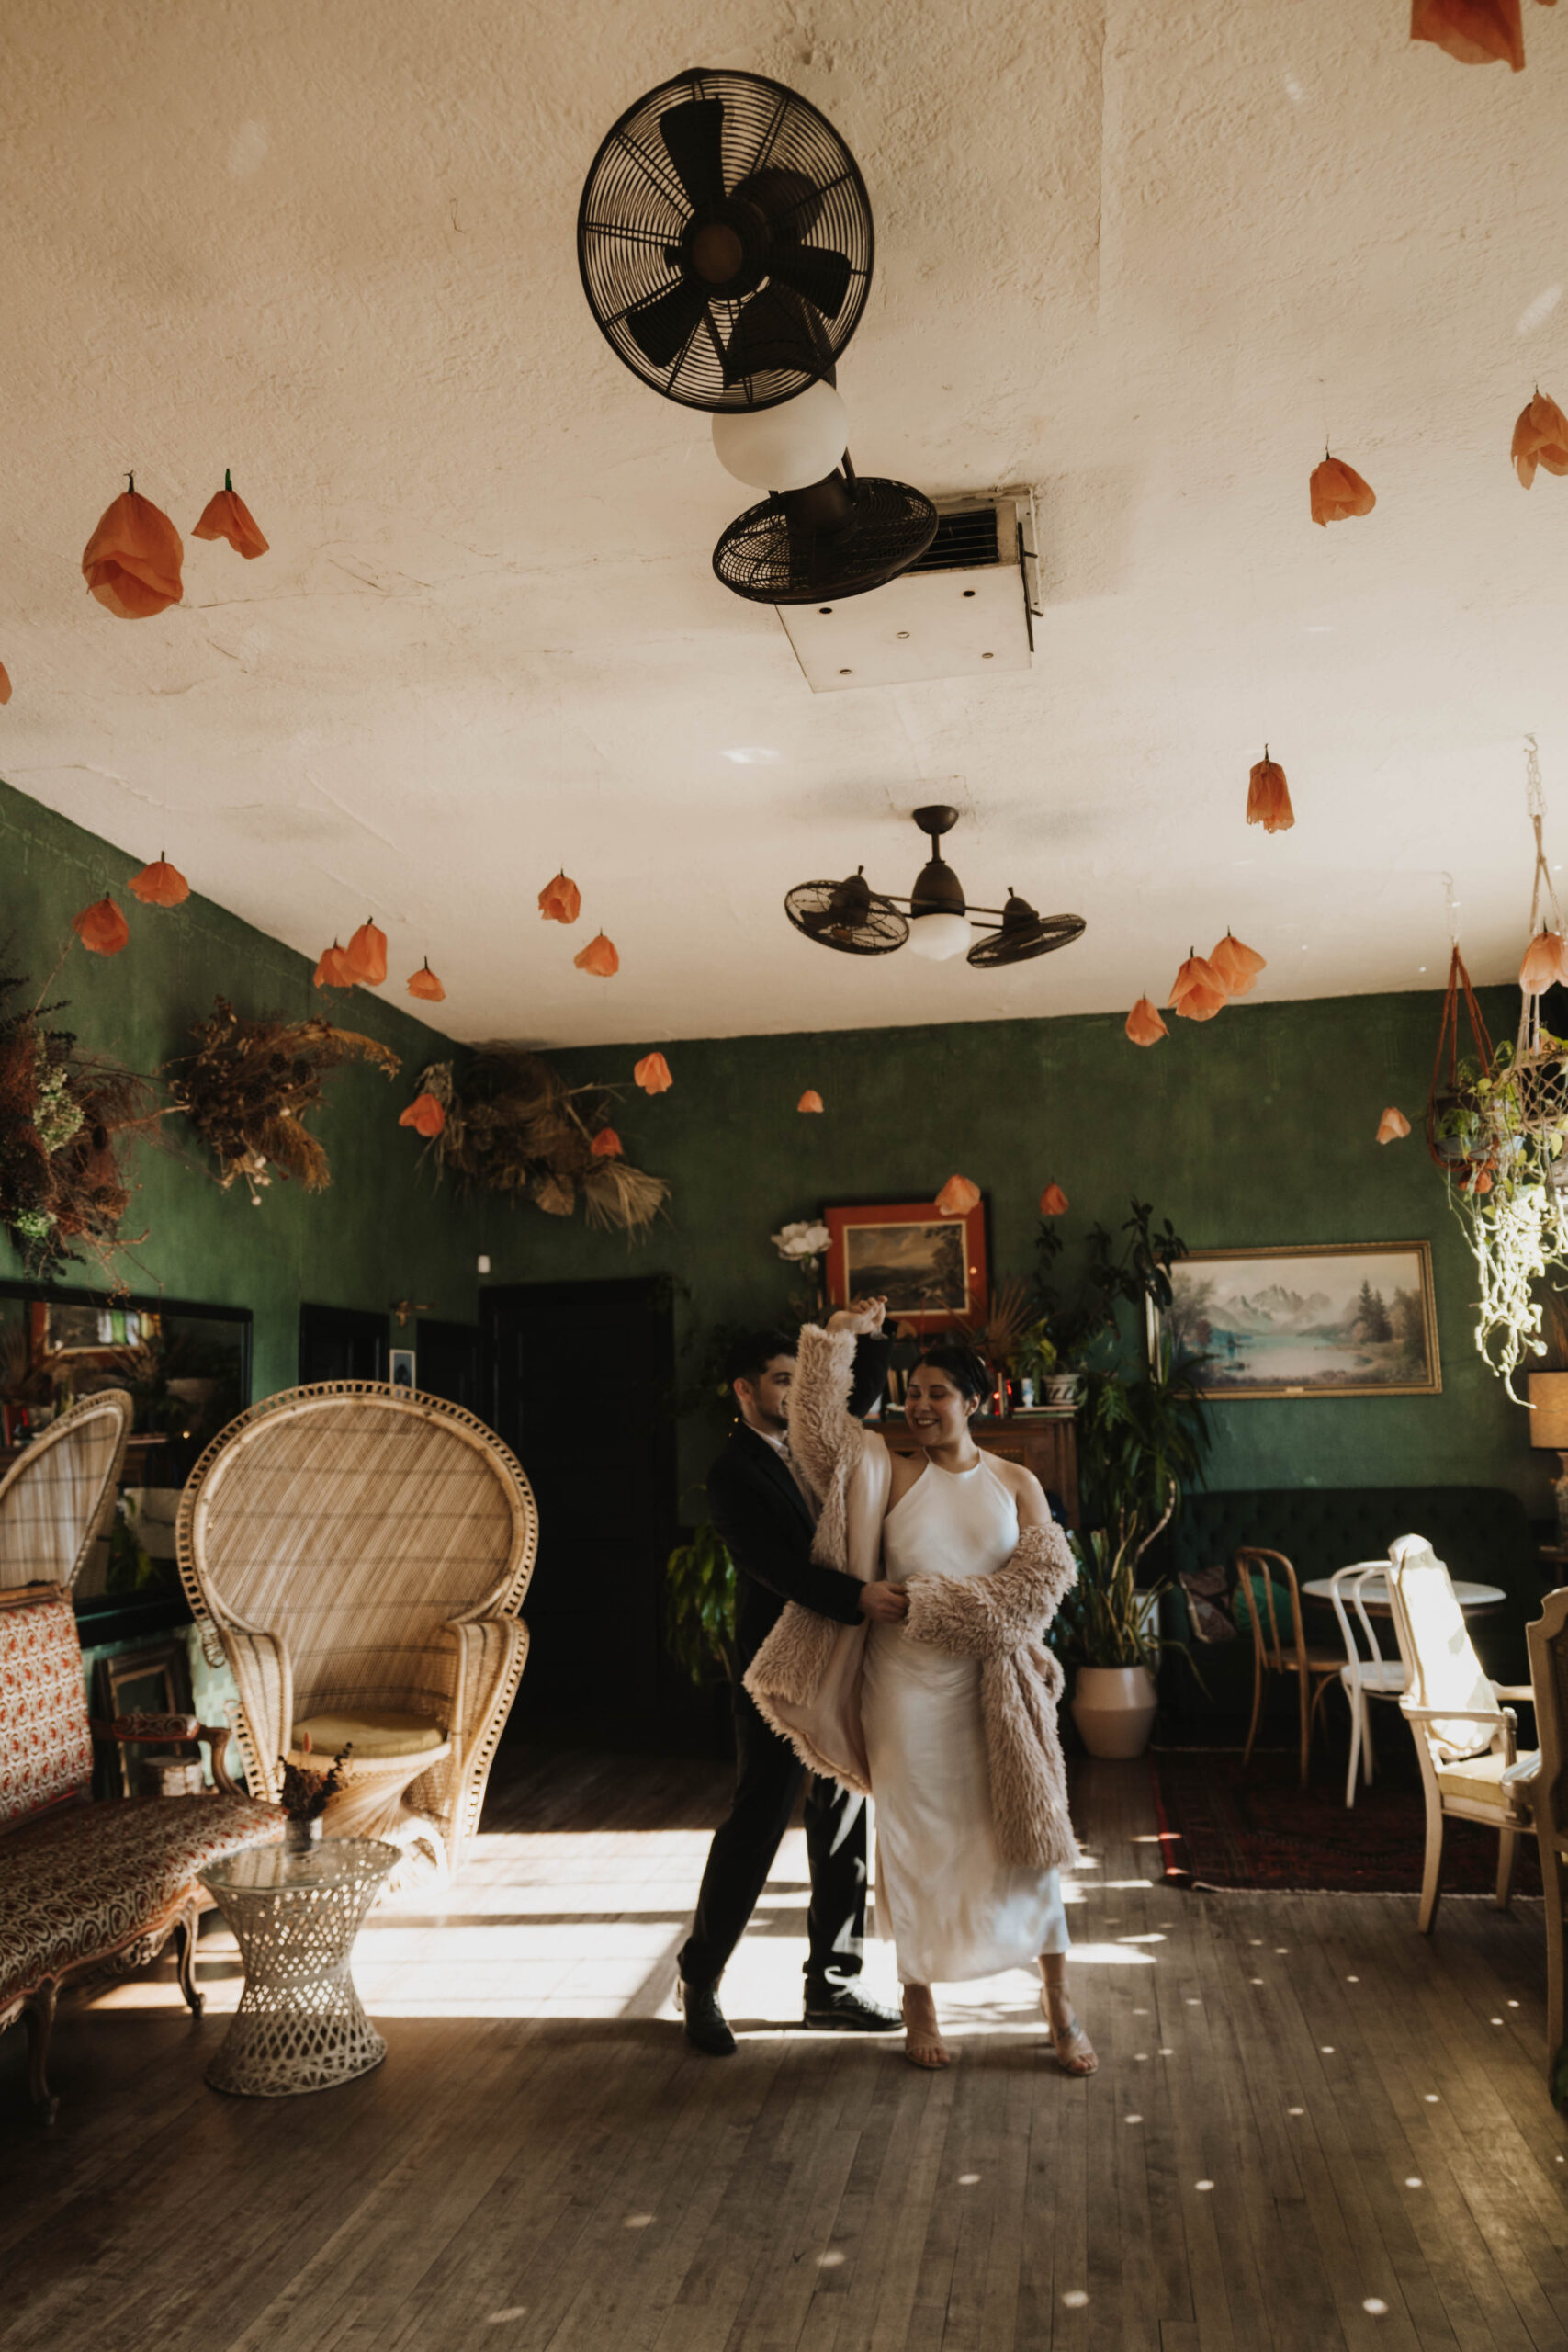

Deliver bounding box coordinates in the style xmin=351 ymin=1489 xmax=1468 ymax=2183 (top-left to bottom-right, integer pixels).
xmin=828 ymin=1293 xmax=887 ymax=1337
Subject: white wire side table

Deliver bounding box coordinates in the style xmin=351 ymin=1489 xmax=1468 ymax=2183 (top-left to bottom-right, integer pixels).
xmin=198 ymin=1838 xmax=397 ymax=2097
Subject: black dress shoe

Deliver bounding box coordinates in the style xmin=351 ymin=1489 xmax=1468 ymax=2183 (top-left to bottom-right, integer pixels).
xmin=802 ymin=1982 xmax=902 ymax=2032
xmin=677 ymin=1977 xmax=737 ymax=2057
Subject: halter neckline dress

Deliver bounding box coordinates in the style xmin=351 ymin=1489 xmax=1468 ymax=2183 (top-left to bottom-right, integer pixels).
xmin=861 ymin=1452 xmax=1069 ymax=1984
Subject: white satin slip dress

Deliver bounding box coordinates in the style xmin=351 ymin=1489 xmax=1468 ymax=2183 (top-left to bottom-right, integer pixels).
xmin=862 ymin=1451 xmax=1069 ymax=1985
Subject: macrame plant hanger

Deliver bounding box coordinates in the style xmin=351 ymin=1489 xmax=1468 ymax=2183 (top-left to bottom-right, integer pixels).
xmin=1516 ymin=736 xmax=1568 ymax=1131
xmin=1426 ymin=872 xmax=1493 ymax=1174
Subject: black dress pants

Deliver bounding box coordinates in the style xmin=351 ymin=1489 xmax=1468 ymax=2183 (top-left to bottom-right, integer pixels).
xmin=678 ymin=1679 xmax=867 ymax=1992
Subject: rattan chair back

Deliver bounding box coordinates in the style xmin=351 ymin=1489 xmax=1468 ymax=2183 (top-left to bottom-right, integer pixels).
xmin=0 ymin=1390 xmax=132 ymax=1591
xmin=177 ymin=1381 xmax=537 ymax=1860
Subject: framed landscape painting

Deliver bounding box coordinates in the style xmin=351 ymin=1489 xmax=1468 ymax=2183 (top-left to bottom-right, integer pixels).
xmin=1158 ymin=1241 xmax=1440 ymax=1398
xmin=823 ymin=1196 xmax=987 ymax=1333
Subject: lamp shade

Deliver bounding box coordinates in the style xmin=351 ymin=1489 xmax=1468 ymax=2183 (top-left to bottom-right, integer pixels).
xmin=711 ymin=381 xmax=850 ymax=492
xmin=1526 ymin=1370 xmax=1568 ymax=1446
xmin=907 ymin=910 xmax=973 ymax=961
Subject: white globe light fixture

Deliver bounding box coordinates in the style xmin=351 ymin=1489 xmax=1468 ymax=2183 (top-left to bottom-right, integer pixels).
xmin=907 ymin=910 xmax=975 ymax=962
xmin=906 ymin=808 xmax=974 ymax=960
xmin=711 ymin=380 xmax=850 ymax=492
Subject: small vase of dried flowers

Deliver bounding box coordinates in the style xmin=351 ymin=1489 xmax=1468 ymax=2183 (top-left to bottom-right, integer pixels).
xmin=276 ymin=1743 xmax=352 ymax=1855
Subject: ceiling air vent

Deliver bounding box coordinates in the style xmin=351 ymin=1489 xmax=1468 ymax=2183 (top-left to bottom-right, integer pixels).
xmin=776 ymin=486 xmax=1040 ymax=693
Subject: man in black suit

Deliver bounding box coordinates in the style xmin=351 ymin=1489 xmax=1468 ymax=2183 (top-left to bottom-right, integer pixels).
xmin=675 ymin=1326 xmax=907 ymax=2055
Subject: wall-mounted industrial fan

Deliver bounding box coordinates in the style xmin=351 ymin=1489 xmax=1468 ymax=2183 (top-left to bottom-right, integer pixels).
xmin=785 ymin=807 xmax=1086 ymax=969
xmin=577 ymin=68 xmax=874 ymax=413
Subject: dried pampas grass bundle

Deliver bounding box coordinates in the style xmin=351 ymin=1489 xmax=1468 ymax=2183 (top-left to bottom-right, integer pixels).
xmin=170 ymin=998 xmax=400 ymax=1202
xmin=414 ymin=1046 xmax=670 ymax=1238
xmin=0 ymin=966 xmax=156 ymax=1280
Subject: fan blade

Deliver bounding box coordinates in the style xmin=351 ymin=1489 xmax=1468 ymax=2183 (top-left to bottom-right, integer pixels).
xmin=626 ymin=278 xmax=709 ymax=368
xmin=659 ymin=97 xmax=727 ymax=209
xmin=771 ymin=244 xmax=854 ymax=321
xmin=730 ymin=165 xmax=822 ymax=240
xmin=722 ymin=286 xmax=832 ymax=385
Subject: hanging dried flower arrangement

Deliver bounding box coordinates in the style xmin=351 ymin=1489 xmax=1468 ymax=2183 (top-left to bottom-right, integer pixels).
xmin=1431 ymin=741 xmax=1568 ymax=1392
xmin=409 ymin=1049 xmax=669 ymax=1237
xmin=0 ymin=969 xmax=153 ymax=1279
xmin=169 ymin=999 xmax=400 ymax=1202
xmin=399 ymin=1091 xmax=446 ymax=1138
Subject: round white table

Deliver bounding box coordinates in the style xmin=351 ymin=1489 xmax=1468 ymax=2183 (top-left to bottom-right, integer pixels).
xmin=199 ymin=1838 xmax=396 ymax=2098
xmin=1301 ymin=1573 xmax=1506 ymax=1616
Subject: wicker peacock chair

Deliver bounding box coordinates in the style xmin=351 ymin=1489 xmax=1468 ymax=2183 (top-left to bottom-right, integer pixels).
xmin=0 ymin=1390 xmax=132 ymax=1593
xmin=176 ymin=1381 xmax=537 ymax=1879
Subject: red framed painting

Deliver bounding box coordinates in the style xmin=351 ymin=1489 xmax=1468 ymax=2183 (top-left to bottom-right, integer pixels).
xmin=822 ymin=1197 xmax=988 ymax=1334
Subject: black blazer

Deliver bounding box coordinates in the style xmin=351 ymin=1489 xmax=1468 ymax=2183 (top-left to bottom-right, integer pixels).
xmin=708 ymin=1336 xmax=892 ymax=1677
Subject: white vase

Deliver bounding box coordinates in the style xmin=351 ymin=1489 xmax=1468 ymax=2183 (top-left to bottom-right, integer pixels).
xmin=1071 ymin=1665 xmax=1157 ymax=1759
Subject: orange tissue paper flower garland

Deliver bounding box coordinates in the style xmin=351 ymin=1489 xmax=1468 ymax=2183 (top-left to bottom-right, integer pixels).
xmin=1125 ymin=996 xmax=1168 ymax=1046
xmin=635 ymin=1052 xmax=673 ymax=1093
xmin=1412 ymin=0 xmax=1539 ymax=72
xmin=399 ymin=1092 xmax=446 ymax=1138
xmin=1209 ymin=932 xmax=1267 ymax=996
xmin=935 ymin=1174 xmax=981 ymax=1217
xmin=314 ymin=941 xmax=354 ymax=989
xmin=1520 ymin=926 xmax=1568 ymax=992
xmin=1309 ymin=454 xmax=1377 ymax=526
xmin=344 ymin=920 xmax=388 ymax=988
xmin=591 ymin=1127 xmax=624 ymax=1158
xmin=1376 ymin=1107 xmax=1412 ymax=1144
xmin=192 ymin=471 xmax=269 ymax=558
xmin=0 ymin=662 xmax=11 ymax=706
xmin=1512 ymin=390 xmax=1568 ymax=488
xmin=797 ymin=1090 xmax=824 ymax=1114
xmin=1168 ymin=951 xmax=1228 ymax=1023
xmin=1247 ymin=749 xmax=1294 ymax=835
xmin=574 ymin=933 xmax=619 ymax=978
xmin=1039 ymin=1182 xmax=1069 ymax=1216
xmin=538 ymin=872 xmax=581 ymax=924
xmin=82 ymin=479 xmax=184 ymax=618
xmin=130 ymin=854 xmax=190 ymax=907
xmin=72 ymin=895 xmax=130 ymax=956
xmin=408 ymin=959 xmax=446 ymax=1003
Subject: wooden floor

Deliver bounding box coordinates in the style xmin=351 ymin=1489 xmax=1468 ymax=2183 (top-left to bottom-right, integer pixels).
xmin=3 ymin=1747 xmax=1566 ymax=2352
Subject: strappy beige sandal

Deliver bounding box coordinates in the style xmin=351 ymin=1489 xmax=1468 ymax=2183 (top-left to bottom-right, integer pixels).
xmin=1041 ymin=1991 xmax=1099 ymax=2075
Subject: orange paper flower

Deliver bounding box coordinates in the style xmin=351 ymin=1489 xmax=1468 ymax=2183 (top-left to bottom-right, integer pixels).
xmin=129 ymin=855 xmax=189 ymax=907
xmin=574 ymin=933 xmax=619 ymax=977
xmin=1125 ymin=997 xmax=1169 ymax=1046
xmin=1168 ymin=953 xmax=1227 ymax=1021
xmin=539 ymin=872 xmax=582 ymax=924
xmin=1310 ymin=456 xmax=1377 ymax=526
xmin=82 ymin=483 xmax=184 ymax=618
xmin=72 ymin=895 xmax=130 ymax=956
xmin=591 ymin=1127 xmax=623 ymax=1158
xmin=935 ymin=1174 xmax=981 ymax=1217
xmin=192 ymin=472 xmax=269 ymax=558
xmin=1520 ymin=927 xmax=1568 ymax=992
xmin=1247 ymin=752 xmax=1294 ymax=835
xmin=313 ymin=941 xmax=353 ymax=989
xmin=635 ymin=1052 xmax=673 ymax=1094
xmin=0 ymin=662 xmax=10 ymax=705
xmin=797 ymin=1090 xmax=824 ymax=1113
xmin=399 ymin=1092 xmax=446 ymax=1139
xmin=1412 ymin=0 xmax=1526 ymax=70
xmin=407 ymin=958 xmax=446 ymax=1002
xmin=1039 ymin=1182 xmax=1070 ymax=1216
xmin=1209 ymin=933 xmax=1267 ymax=997
xmin=1376 ymin=1106 xmax=1412 ymax=1144
xmin=1511 ymin=390 xmax=1568 ymax=489
xmin=344 ymin=919 xmax=388 ymax=987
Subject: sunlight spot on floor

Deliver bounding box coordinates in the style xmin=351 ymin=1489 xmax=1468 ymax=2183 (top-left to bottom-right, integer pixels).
xmin=1425 ymin=2094 xmax=1439 ymax=2103
xmin=486 ymin=2312 xmax=526 ymax=2325
xmin=1134 ymin=2052 xmax=1148 ymax=2062
xmin=1159 ymin=2046 xmax=1174 ymax=2055
xmin=817 ymin=2251 xmax=846 ymax=2268
xmin=1117 ymin=1933 xmax=1166 ymax=1945
xmin=1492 ymin=2018 xmax=1504 ymax=2025
xmin=1249 ymin=1939 xmax=1263 ymax=1947
xmin=1105 ymin=1879 xmax=1157 ymax=1889
xmin=958 ymin=2173 xmax=980 ymax=2186
xmin=1132 ymin=2007 xmax=1150 ymax=2016
xmin=1363 ymin=2299 xmax=1389 ymax=2316
xmin=1288 ymin=2107 xmax=1304 ymax=2116
xmin=1186 ymin=1997 xmax=1201 ymax=2006
xmin=1321 ymin=2046 xmax=1335 ymax=2054
xmin=1063 ymin=1942 xmax=1156 ymax=1968
xmin=1249 ymin=1977 xmax=1264 ymax=1985
xmin=1275 ymin=1947 xmax=1289 ymax=1954
xmin=1405 ymin=2178 xmax=1422 ymax=2188
xmin=1124 ymin=2113 xmax=1144 ymax=2124
xmin=625 ymin=2214 xmax=653 ymax=2229
xmin=1507 ymin=2000 xmax=1519 ymax=2008
xmin=1195 ymin=2180 xmax=1213 ymax=2192
xmin=1062 ymin=2290 xmax=1089 ymax=2308
xmin=1346 ymin=1975 xmax=1359 ymax=1983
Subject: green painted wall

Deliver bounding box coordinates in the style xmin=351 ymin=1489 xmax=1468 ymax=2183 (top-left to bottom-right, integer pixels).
xmin=0 ymin=777 xmax=499 ymax=1386
xmin=537 ymin=989 xmax=1550 ymax=1520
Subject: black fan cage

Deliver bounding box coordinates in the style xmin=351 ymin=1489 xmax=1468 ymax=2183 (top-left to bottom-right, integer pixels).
xmin=716 ymin=479 xmax=937 ymax=605
xmin=784 ymin=880 xmax=909 ymax=956
xmin=966 ymin=912 xmax=1087 ymax=969
xmin=578 ymin=67 xmax=874 ymax=412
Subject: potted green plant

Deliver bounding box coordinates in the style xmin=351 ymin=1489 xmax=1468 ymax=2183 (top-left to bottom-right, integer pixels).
xmin=664 ymin=1503 xmax=738 ymax=1686
xmin=1052 ymin=1510 xmax=1174 ymax=1758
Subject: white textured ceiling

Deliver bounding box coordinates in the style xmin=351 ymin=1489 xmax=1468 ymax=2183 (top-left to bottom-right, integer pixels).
xmin=3 ymin=1 xmax=1567 ymax=1046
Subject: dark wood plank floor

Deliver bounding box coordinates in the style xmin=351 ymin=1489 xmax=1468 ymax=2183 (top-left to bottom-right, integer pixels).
xmin=2 ymin=1748 xmax=1564 ymax=2352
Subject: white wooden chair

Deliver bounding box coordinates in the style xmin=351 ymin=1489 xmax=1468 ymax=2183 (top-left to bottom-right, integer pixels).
xmin=1386 ymin=1533 xmax=1538 ymax=1933
xmin=177 ymin=1381 xmax=538 ymax=1881
xmin=0 ymin=1391 xmax=132 ymax=1593
xmin=1525 ymin=1588 xmax=1568 ymax=2097
xmin=1325 ymin=1563 xmax=1409 ymax=1810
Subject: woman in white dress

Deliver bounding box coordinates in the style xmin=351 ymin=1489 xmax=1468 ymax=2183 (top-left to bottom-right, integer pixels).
xmin=760 ymin=1296 xmax=1096 ymax=2075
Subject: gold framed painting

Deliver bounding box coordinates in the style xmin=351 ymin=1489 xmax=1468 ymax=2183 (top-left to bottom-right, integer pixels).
xmin=1155 ymin=1241 xmax=1441 ymax=1399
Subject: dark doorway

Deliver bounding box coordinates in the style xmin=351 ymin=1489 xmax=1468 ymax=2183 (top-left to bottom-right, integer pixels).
xmin=415 ymin=1317 xmax=480 ymax=1413
xmin=483 ymin=1277 xmax=682 ymax=1750
xmin=298 ymin=1304 xmax=388 ymax=1385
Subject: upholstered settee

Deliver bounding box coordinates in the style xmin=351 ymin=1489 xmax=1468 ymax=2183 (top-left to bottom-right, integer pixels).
xmin=1162 ymin=1486 xmax=1541 ymax=1724
xmin=0 ymin=1586 xmax=284 ymax=2121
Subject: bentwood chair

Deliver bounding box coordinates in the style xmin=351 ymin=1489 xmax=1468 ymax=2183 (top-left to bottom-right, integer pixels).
xmin=0 ymin=1391 xmax=132 ymax=1593
xmin=1525 ymin=1588 xmax=1568 ymax=2092
xmin=1326 ymin=1563 xmax=1410 ymax=1809
xmin=1234 ymin=1546 xmax=1344 ymax=1785
xmin=178 ymin=1382 xmax=538 ymax=1880
xmin=1386 ymin=1534 xmax=1538 ymax=1934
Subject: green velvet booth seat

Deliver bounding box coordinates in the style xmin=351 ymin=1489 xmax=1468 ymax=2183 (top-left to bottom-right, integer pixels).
xmin=1161 ymin=1487 xmax=1542 ymax=1727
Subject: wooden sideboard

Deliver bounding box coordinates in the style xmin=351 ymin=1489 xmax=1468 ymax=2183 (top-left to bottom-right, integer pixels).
xmin=876 ymin=1414 xmax=1079 ymax=1526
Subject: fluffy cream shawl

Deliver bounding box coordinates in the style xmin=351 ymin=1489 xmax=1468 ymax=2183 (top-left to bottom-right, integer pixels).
xmin=743 ymin=1326 xmax=1081 ymax=1872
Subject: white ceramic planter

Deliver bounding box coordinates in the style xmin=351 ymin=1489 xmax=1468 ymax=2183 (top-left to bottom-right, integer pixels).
xmin=1071 ymin=1665 xmax=1158 ymax=1759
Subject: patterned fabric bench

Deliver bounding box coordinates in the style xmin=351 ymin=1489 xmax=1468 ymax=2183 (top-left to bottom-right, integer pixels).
xmin=0 ymin=1585 xmax=285 ymax=2121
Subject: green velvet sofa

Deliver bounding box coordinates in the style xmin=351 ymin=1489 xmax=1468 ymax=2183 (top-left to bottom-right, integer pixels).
xmin=1160 ymin=1485 xmax=1545 ymax=1726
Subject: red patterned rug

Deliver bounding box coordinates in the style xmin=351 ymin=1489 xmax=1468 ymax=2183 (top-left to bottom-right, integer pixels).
xmin=1149 ymin=1747 xmax=1542 ymax=1895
